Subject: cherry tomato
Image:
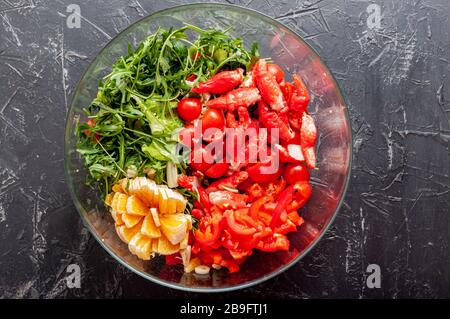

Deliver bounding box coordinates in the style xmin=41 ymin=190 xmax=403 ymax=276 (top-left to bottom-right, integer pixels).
xmin=267 ymin=64 xmax=285 ymax=83
xmin=247 ymin=162 xmax=283 ymax=184
xmin=177 ymin=98 xmax=202 ymax=122
xmin=204 ymin=162 xmax=229 ymax=179
xmin=201 ymin=108 xmax=225 ymax=141
xmin=284 ymin=163 xmax=310 ymax=185
xmin=178 ymin=124 xmax=195 ymax=149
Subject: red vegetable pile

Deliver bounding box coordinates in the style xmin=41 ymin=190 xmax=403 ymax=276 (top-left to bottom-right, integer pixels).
xmin=173 ymin=59 xmax=317 ymax=272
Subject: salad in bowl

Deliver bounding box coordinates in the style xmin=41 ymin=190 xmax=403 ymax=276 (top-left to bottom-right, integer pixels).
xmin=75 ymin=24 xmax=317 ymax=275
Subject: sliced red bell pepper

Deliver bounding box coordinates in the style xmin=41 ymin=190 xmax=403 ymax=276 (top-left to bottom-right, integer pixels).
xmin=192 ymin=68 xmax=244 ymax=94
xmin=224 ymin=210 xmax=257 ymax=238
xmin=194 ymin=211 xmax=223 ymax=246
xmin=256 ymin=233 xmax=290 ymax=252
xmin=249 ymin=196 xmax=273 ymax=219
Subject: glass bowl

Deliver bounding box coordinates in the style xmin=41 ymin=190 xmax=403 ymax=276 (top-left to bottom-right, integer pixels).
xmin=64 ymin=3 xmax=352 ymax=292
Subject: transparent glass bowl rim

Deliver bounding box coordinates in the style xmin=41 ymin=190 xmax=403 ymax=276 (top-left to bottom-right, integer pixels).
xmin=64 ymin=2 xmax=353 ymax=293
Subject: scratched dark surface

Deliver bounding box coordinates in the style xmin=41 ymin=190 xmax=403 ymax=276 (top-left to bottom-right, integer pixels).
xmin=0 ymin=0 xmax=449 ymax=299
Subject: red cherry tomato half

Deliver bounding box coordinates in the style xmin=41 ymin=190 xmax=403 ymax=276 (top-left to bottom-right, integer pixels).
xmin=284 ymin=163 xmax=310 ymax=185
xmin=177 ymin=98 xmax=202 ymax=122
xmin=267 ymin=64 xmax=285 ymax=83
xmin=247 ymin=162 xmax=283 ymax=184
xmin=201 ymin=108 xmax=225 ymax=141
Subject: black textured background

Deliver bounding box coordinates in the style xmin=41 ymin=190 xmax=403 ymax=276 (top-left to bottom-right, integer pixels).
xmin=0 ymin=0 xmax=449 ymax=298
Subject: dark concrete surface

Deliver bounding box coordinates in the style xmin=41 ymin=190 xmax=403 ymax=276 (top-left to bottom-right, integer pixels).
xmin=0 ymin=0 xmax=449 ymax=298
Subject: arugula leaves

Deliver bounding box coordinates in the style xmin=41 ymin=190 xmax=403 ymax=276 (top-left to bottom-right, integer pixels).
xmin=76 ymin=25 xmax=257 ymax=200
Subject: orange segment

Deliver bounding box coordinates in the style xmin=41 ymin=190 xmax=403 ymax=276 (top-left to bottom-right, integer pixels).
xmin=154 ymin=235 xmax=180 ymax=255
xmin=158 ymin=187 xmax=169 ymax=214
xmin=126 ymin=195 xmax=148 ymax=216
xmin=111 ymin=192 xmax=120 ymax=212
xmin=141 ymin=214 xmax=161 ymax=238
xmin=122 ymin=213 xmax=143 ymax=228
xmin=110 ymin=209 xmax=124 ymax=225
xmin=115 ymin=220 xmax=142 ymax=244
xmin=150 ymin=207 xmax=160 ymax=227
xmin=128 ymin=233 xmax=152 ymax=260
xmin=116 ymin=193 xmax=128 ymax=215
xmin=159 ymin=213 xmax=189 ymax=245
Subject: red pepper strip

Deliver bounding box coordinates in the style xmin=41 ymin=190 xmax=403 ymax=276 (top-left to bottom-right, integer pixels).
xmin=253 ymin=59 xmax=288 ymax=113
xmin=257 ymin=211 xmax=272 ymax=226
xmin=191 ymin=208 xmax=204 ymax=219
xmin=249 ymin=196 xmax=273 ymax=219
xmin=226 ymin=106 xmax=252 ymax=129
xmin=274 ymin=219 xmax=297 ymax=235
xmin=256 ymin=233 xmax=290 ymax=252
xmin=224 ymin=210 xmax=257 ymax=237
xmin=192 ymin=68 xmax=244 ymax=94
xmin=288 ymin=211 xmax=304 ymax=226
xmin=240 ymin=71 xmax=256 ymax=88
xmin=300 ymin=113 xmax=317 ymax=169
xmin=258 ymin=100 xmax=295 ymax=142
xmin=220 ymin=259 xmax=240 ymax=273
xmin=197 ymin=185 xmax=212 ymax=212
xmin=194 ymin=211 xmax=222 ymax=246
xmin=206 ymin=88 xmax=261 ymax=112
xmin=269 ymin=185 xmax=296 ymax=228
xmin=288 ymin=110 xmax=302 ymax=129
xmin=290 ymin=74 xmax=310 ymax=113
xmin=205 ymin=171 xmax=249 ymax=194
xmin=279 ymin=81 xmax=296 ymax=106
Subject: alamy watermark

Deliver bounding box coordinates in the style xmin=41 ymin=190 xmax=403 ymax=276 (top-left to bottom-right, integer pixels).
xmin=66 ymin=4 xmax=81 ymax=29
xmin=66 ymin=263 xmax=81 ymax=288
xmin=366 ymin=4 xmax=381 ymax=30
xmin=366 ymin=264 xmax=381 ymax=288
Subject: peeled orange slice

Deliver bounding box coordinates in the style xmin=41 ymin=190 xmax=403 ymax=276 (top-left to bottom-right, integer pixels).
xmin=141 ymin=214 xmax=161 ymax=238
xmin=128 ymin=232 xmax=152 ymax=260
xmin=159 ymin=213 xmax=190 ymax=245
xmin=116 ymin=220 xmax=142 ymax=244
xmin=158 ymin=187 xmax=169 ymax=214
xmin=107 ymin=177 xmax=190 ymax=262
xmin=122 ymin=213 xmax=143 ymax=228
xmin=154 ymin=235 xmax=180 ymax=255
xmin=149 ymin=207 xmax=160 ymax=227
xmin=126 ymin=195 xmax=148 ymax=216
xmin=110 ymin=209 xmax=124 ymax=225
xmin=115 ymin=193 xmax=128 ymax=215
